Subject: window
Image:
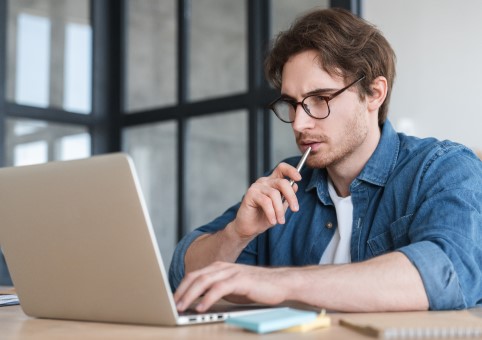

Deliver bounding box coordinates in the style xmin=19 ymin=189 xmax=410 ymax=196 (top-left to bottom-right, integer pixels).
xmin=7 ymin=0 xmax=92 ymax=113
xmin=0 ymin=0 xmax=94 ymax=285
xmin=0 ymin=0 xmax=354 ymax=285
xmin=6 ymin=118 xmax=90 ymax=166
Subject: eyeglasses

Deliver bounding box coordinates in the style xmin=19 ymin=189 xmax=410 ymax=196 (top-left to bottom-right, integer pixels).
xmin=269 ymin=75 xmax=365 ymax=123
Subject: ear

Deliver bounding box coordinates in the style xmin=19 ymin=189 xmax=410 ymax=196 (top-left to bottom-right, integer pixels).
xmin=367 ymin=76 xmax=388 ymax=113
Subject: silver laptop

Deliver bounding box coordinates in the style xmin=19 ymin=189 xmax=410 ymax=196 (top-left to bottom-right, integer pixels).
xmin=0 ymin=153 xmax=274 ymax=326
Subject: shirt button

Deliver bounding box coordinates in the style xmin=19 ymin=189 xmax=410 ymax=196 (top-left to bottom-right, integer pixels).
xmin=325 ymin=222 xmax=333 ymax=229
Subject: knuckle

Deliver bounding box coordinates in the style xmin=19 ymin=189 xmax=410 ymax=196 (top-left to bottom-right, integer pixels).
xmin=211 ymin=281 xmax=228 ymax=292
xmin=196 ymin=273 xmax=211 ymax=285
xmin=260 ymin=195 xmax=273 ymax=207
xmin=278 ymin=161 xmax=290 ymax=169
xmin=184 ymin=272 xmax=196 ymax=281
xmin=247 ymin=183 xmax=259 ymax=193
xmin=280 ymin=178 xmax=292 ymax=188
xmin=196 ymin=274 xmax=211 ymax=287
xmin=256 ymin=176 xmax=269 ymax=184
xmin=212 ymin=261 xmax=226 ymax=268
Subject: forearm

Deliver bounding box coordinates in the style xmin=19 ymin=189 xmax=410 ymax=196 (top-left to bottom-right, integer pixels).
xmin=183 ymin=161 xmax=305 ymax=275
xmin=184 ymin=221 xmax=252 ymax=274
xmin=287 ymin=252 xmax=429 ymax=312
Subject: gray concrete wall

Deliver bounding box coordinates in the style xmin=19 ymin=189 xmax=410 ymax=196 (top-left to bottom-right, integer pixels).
xmin=364 ymin=0 xmax=482 ymax=154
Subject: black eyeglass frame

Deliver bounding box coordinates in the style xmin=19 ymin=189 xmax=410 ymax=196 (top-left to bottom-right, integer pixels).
xmin=268 ymin=75 xmax=366 ymax=123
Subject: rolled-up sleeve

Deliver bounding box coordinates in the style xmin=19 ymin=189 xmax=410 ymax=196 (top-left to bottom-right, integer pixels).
xmin=398 ymin=241 xmax=467 ymax=310
xmin=168 ymin=229 xmax=206 ymax=292
xmin=168 ymin=202 xmax=240 ymax=291
xmin=398 ymin=147 xmax=482 ymax=310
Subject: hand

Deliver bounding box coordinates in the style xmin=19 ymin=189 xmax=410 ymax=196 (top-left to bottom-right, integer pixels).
xmin=228 ymin=162 xmax=302 ymax=240
xmin=174 ymin=261 xmax=291 ymax=313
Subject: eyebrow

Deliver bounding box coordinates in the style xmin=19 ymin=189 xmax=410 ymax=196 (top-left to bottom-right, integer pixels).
xmin=281 ymin=87 xmax=338 ymax=100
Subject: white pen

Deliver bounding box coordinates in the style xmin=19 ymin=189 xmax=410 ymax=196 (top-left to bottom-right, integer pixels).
xmin=282 ymin=146 xmax=311 ymax=203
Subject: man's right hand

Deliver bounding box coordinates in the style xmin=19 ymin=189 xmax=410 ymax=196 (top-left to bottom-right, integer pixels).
xmin=184 ymin=161 xmax=302 ymax=274
xmin=227 ymin=162 xmax=302 ymax=241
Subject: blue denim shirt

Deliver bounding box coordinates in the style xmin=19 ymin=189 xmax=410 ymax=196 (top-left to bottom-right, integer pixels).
xmin=169 ymin=120 xmax=482 ymax=310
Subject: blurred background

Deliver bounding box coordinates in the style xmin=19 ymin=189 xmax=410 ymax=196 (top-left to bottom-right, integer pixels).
xmin=0 ymin=0 xmax=481 ymax=285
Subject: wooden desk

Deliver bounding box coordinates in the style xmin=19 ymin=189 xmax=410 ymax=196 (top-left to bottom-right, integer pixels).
xmin=0 ymin=304 xmax=363 ymax=340
xmin=2 ymin=303 xmax=482 ymax=339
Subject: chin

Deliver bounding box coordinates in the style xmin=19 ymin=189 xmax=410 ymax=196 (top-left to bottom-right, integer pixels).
xmin=306 ymin=157 xmax=329 ymax=169
xmin=307 ymin=150 xmax=347 ymax=169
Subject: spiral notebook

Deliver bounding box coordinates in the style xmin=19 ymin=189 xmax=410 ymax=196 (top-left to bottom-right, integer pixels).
xmin=0 ymin=288 xmax=19 ymax=307
xmin=340 ymin=309 xmax=482 ymax=339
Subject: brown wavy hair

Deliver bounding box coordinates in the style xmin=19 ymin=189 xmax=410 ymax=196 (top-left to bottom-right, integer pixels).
xmin=265 ymin=8 xmax=396 ymax=125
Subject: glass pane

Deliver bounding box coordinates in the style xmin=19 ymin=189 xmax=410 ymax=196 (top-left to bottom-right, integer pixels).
xmin=63 ymin=21 xmax=92 ymax=113
xmin=189 ymin=0 xmax=247 ymax=101
xmin=126 ymin=0 xmax=177 ymax=112
xmin=5 ymin=118 xmax=91 ymax=167
xmin=270 ymin=0 xmax=329 ymax=166
xmin=7 ymin=0 xmax=92 ymax=114
xmin=123 ymin=122 xmax=177 ymax=268
xmin=271 ymin=0 xmax=329 ymax=37
xmin=13 ymin=13 xmax=50 ymax=107
xmin=187 ymin=111 xmax=248 ymax=231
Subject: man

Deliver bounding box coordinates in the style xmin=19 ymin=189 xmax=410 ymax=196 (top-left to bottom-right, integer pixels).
xmin=169 ymin=8 xmax=482 ymax=312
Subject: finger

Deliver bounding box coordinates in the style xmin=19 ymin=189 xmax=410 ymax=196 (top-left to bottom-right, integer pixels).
xmin=195 ymin=266 xmax=258 ymax=312
xmin=282 ymin=183 xmax=299 ymax=212
xmin=277 ymin=179 xmax=299 ymax=212
xmin=247 ymin=178 xmax=300 ymax=225
xmin=250 ymin=183 xmax=289 ymax=224
xmin=197 ymin=267 xmax=285 ymax=312
xmin=174 ymin=263 xmax=225 ymax=308
xmin=262 ymin=185 xmax=287 ymax=224
xmin=257 ymin=179 xmax=301 ymax=222
xmin=271 ymin=162 xmax=302 ymax=182
xmin=174 ymin=269 xmax=203 ymax=302
xmin=195 ymin=278 xmax=240 ymax=312
xmin=175 ymin=263 xmax=235 ymax=312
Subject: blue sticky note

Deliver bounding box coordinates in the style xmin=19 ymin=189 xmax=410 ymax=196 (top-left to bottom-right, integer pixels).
xmin=225 ymin=308 xmax=318 ymax=334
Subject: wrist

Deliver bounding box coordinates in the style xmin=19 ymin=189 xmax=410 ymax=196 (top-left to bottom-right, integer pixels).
xmin=222 ymin=220 xmax=254 ymax=248
xmin=281 ymin=266 xmax=322 ymax=303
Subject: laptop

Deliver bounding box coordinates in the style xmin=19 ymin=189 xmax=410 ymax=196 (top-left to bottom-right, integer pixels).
xmin=0 ymin=153 xmax=276 ymax=326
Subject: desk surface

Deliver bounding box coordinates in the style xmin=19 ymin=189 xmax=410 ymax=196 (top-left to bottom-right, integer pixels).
xmin=2 ymin=303 xmax=482 ymax=339
xmin=0 ymin=304 xmax=362 ymax=340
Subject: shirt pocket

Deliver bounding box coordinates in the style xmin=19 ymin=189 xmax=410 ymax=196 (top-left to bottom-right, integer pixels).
xmin=367 ymin=214 xmax=413 ymax=256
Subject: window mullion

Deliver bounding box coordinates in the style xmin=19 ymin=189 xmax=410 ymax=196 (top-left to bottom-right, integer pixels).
xmin=177 ymin=0 xmax=190 ymax=241
xmin=0 ymin=0 xmax=7 ymax=167
xmin=91 ymin=0 xmax=123 ymax=154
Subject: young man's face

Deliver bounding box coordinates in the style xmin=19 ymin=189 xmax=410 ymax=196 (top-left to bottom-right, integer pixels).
xmin=281 ymin=50 xmax=372 ymax=169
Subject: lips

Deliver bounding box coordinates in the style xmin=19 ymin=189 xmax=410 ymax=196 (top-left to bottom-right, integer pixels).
xmin=299 ymin=141 xmax=323 ymax=152
xmin=297 ymin=133 xmax=327 ymax=152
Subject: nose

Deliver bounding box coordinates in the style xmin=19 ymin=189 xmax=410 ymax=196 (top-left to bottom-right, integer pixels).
xmin=291 ymin=104 xmax=315 ymax=133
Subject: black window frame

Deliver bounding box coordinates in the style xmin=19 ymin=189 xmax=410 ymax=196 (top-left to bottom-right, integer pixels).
xmin=0 ymin=0 xmax=358 ymax=284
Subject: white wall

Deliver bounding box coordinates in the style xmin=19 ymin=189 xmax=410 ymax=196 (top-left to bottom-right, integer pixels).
xmin=363 ymin=0 xmax=482 ymax=154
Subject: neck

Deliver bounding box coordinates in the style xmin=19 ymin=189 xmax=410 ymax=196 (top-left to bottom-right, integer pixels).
xmin=327 ymin=126 xmax=381 ymax=197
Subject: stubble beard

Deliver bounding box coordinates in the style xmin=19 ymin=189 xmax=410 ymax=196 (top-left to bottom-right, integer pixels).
xmin=302 ymin=106 xmax=369 ymax=169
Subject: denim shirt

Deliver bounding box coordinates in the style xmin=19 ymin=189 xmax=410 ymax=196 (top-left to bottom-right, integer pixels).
xmin=169 ymin=120 xmax=482 ymax=310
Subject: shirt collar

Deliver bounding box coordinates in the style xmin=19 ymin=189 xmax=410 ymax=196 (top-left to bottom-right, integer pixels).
xmin=355 ymin=120 xmax=399 ymax=187
xmin=306 ymin=168 xmax=332 ymax=205
xmin=306 ymin=120 xmax=400 ymax=195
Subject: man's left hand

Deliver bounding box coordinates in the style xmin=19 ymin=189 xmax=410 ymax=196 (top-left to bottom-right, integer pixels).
xmin=174 ymin=261 xmax=291 ymax=312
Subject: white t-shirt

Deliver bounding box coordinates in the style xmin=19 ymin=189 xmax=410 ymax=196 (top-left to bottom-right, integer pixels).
xmin=319 ymin=179 xmax=353 ymax=264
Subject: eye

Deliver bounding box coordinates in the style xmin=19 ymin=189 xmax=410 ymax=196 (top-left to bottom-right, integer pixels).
xmin=310 ymin=95 xmax=326 ymax=104
xmin=282 ymin=98 xmax=297 ymax=108
xmin=305 ymin=95 xmax=327 ymax=107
